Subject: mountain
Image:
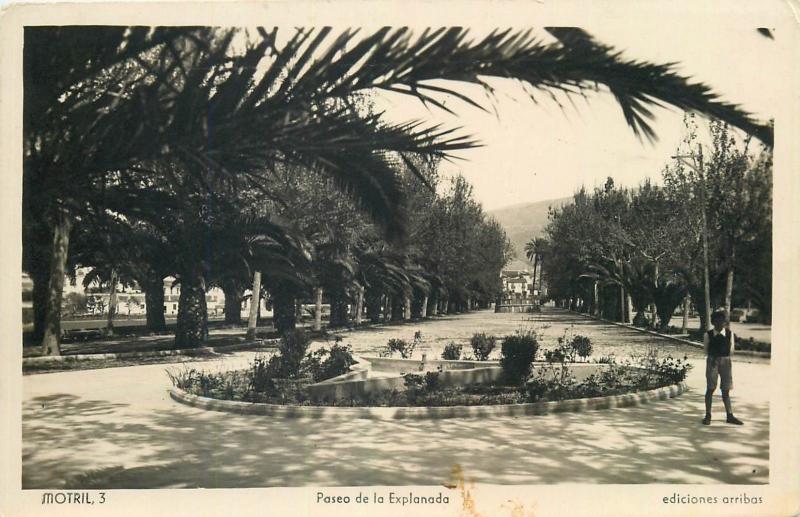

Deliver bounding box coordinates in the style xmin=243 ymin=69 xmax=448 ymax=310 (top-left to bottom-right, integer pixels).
xmin=488 ymin=196 xmax=573 ymax=271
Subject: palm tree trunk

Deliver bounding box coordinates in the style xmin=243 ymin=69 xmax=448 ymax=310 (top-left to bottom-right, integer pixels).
xmin=222 ymin=280 xmax=243 ymax=325
xmin=421 ymin=295 xmax=428 ymax=318
xmin=619 ymin=284 xmax=626 ymax=323
xmin=627 ymin=294 xmax=634 ymax=325
xmin=175 ymin=266 xmax=208 ymax=348
xmin=30 ymin=266 xmax=50 ymax=345
xmin=41 ymin=211 xmax=73 ymax=356
xmin=538 ymin=256 xmax=545 ymax=295
xmin=313 ymin=287 xmax=323 ymax=331
xmin=390 ymin=295 xmax=404 ymax=322
xmin=272 ymin=282 xmax=296 ymax=333
xmin=246 ymin=271 xmax=261 ymax=340
xmin=354 ymin=285 xmax=364 ymax=325
xmin=104 ymin=267 xmax=119 ymax=337
xmin=328 ymin=287 xmax=349 ymax=328
xmin=143 ymin=276 xmax=167 ymax=332
xmin=681 ymin=295 xmax=690 ymax=333
xmin=366 ymin=290 xmax=382 ymax=323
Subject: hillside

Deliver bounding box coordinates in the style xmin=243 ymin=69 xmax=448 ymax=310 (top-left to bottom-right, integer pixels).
xmin=488 ymin=196 xmax=572 ymax=271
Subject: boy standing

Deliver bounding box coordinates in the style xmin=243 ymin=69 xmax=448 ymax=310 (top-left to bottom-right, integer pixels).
xmin=702 ymin=309 xmax=743 ymax=425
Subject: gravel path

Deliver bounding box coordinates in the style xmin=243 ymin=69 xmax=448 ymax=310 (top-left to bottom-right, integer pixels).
xmin=22 ymin=308 xmax=769 ymax=488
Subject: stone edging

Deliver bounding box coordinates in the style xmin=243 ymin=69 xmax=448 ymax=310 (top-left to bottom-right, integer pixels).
xmin=169 ymin=382 xmax=687 ymax=420
xmin=22 ymin=339 xmax=279 ymax=364
xmin=571 ymin=311 xmax=771 ymax=358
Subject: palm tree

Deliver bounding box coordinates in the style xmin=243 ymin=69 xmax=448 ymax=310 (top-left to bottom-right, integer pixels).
xmin=583 ymin=257 xmax=657 ymax=324
xmin=524 ymin=239 xmax=539 ymax=294
xmin=525 ymin=237 xmax=551 ymax=301
xmin=26 ymin=26 xmax=774 ymax=354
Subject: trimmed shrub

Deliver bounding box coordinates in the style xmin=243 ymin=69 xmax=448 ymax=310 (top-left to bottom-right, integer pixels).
xmin=441 ymin=342 xmax=462 ymax=360
xmin=403 ymin=372 xmax=424 ymax=390
xmin=381 ymin=332 xmax=422 ymax=359
xmin=306 ymin=343 xmax=356 ymax=383
xmin=570 ymin=335 xmax=593 ymax=362
xmin=470 ymin=333 xmax=497 ymax=361
xmin=424 ymin=371 xmax=441 ymax=391
xmin=247 ymin=355 xmax=275 ymax=393
xmin=544 ymin=346 xmax=568 ymax=364
xmin=273 ymin=329 xmax=312 ymax=378
xmin=500 ymin=332 xmax=538 ymax=385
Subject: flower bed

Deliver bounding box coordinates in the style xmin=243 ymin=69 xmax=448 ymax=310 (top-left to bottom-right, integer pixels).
xmin=167 ymin=331 xmax=691 ymax=410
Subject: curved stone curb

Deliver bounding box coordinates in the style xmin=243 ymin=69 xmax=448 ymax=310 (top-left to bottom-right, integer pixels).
xmin=22 ymin=339 xmax=275 ymax=364
xmin=169 ymin=382 xmax=687 ymax=420
xmin=570 ymin=311 xmax=770 ymax=359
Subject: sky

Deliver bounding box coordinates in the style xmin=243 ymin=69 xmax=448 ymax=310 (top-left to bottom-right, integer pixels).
xmin=374 ymin=25 xmax=780 ymax=210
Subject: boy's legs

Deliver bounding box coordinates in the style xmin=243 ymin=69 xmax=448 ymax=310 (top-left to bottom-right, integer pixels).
xmin=721 ymin=389 xmax=733 ymax=414
xmin=719 ymin=358 xmax=743 ymax=425
xmin=704 ymin=389 xmax=714 ymax=415
xmin=703 ymin=357 xmax=717 ymax=425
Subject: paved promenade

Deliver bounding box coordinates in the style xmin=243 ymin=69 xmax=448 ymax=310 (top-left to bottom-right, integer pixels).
xmin=22 ymin=309 xmax=769 ymax=488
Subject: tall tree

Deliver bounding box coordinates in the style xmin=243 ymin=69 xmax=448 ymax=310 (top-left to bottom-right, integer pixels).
xmin=25 ymin=26 xmax=774 ymax=354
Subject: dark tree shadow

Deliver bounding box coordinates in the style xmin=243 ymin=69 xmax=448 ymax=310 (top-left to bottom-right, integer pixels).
xmin=22 ymin=387 xmax=768 ymax=489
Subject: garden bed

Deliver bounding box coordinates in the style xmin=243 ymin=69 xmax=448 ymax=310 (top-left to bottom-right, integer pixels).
xmin=169 ymin=381 xmax=687 ymax=420
xmin=166 ymin=328 xmax=691 ymax=417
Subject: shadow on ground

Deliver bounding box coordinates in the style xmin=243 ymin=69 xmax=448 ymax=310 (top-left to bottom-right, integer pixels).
xmin=22 ymin=387 xmax=768 ymax=489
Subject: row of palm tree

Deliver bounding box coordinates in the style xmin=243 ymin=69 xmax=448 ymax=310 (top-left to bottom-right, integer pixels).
xmin=24 ymin=26 xmax=773 ymax=354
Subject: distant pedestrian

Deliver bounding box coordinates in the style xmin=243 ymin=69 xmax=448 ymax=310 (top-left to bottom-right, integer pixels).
xmin=702 ymin=309 xmax=743 ymax=425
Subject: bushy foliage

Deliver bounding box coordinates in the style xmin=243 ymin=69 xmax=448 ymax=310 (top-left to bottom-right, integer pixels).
xmin=380 ymin=331 xmax=422 ymax=358
xmin=247 ymin=355 xmax=275 ymax=393
xmin=524 ymin=351 xmax=691 ymax=403
xmin=470 ymin=333 xmax=496 ymax=361
xmin=544 ymin=346 xmax=569 ymax=364
xmin=643 ymin=355 xmax=691 ymax=384
xmin=381 ymin=338 xmax=410 ymax=358
xmin=272 ymin=329 xmax=312 ymax=378
xmin=542 ymin=333 xmax=593 ymax=363
xmin=441 ymin=342 xmax=462 ymax=360
xmin=424 ymin=371 xmax=441 ymax=391
xmin=242 ymin=330 xmax=315 ymax=394
xmin=166 ymin=366 xmax=248 ymax=400
xmin=500 ymin=331 xmax=539 ymax=385
xmin=735 ymin=336 xmax=770 ymax=353
xmin=570 ymin=335 xmax=593 ymax=361
xmin=304 ymin=343 xmax=356 ymax=383
xmin=403 ymin=373 xmax=424 ymax=390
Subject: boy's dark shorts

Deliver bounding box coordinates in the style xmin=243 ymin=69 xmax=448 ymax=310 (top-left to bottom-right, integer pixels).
xmin=706 ymin=356 xmax=733 ymax=391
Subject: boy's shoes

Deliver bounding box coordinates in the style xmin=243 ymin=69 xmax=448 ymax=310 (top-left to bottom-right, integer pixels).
xmin=726 ymin=414 xmax=744 ymax=425
xmin=702 ymin=415 xmax=711 ymax=425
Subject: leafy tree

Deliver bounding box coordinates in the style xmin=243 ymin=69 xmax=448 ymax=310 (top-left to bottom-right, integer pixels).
xmin=25 ymin=26 xmax=773 ymax=354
